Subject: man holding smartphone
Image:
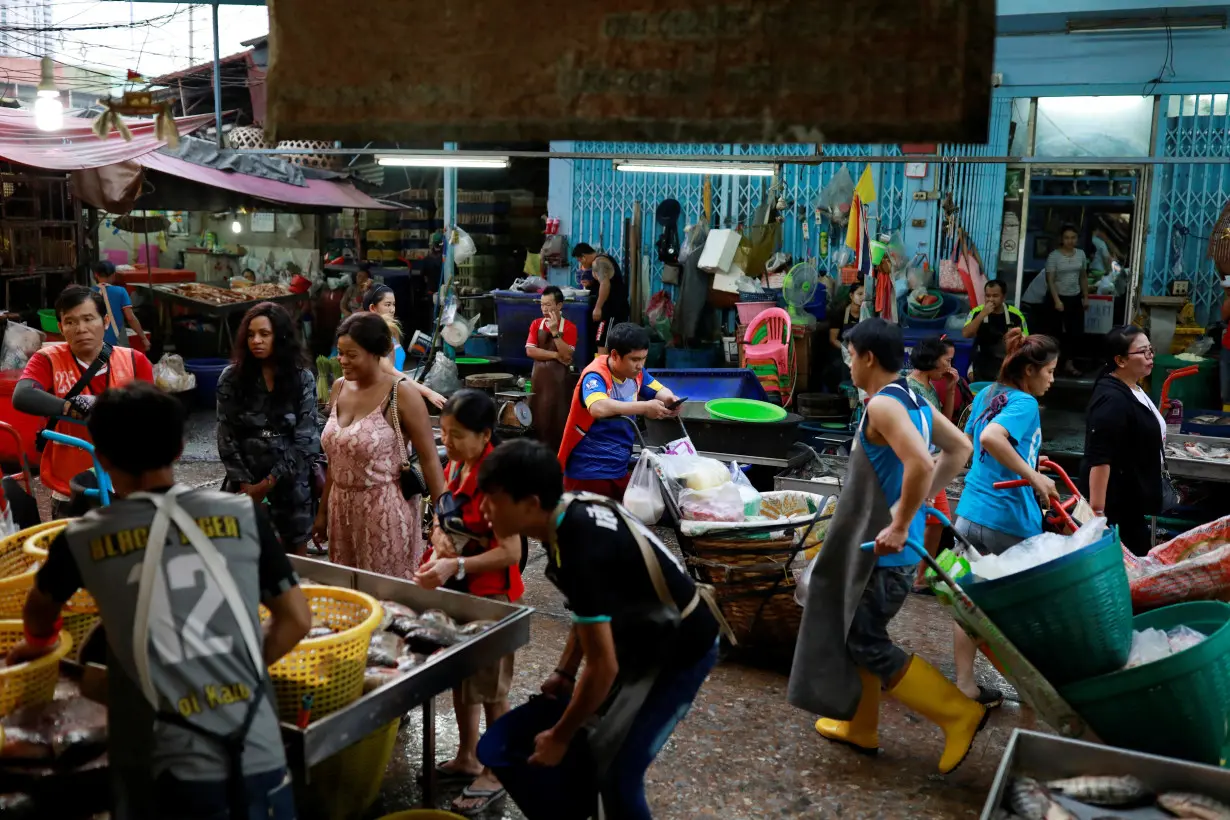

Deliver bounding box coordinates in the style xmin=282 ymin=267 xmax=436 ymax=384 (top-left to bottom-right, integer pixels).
xmin=557 ymin=323 xmax=679 ymax=501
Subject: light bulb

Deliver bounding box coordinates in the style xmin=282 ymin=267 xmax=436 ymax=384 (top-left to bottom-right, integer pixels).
xmin=230 ymin=219 xmax=242 ymax=234
xmin=34 ymin=91 xmax=62 ymax=132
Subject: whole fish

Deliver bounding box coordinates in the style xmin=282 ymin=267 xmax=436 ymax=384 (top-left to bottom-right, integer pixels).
xmin=1009 ymin=778 xmax=1076 ymax=820
xmin=1046 ymin=775 xmax=1150 ymax=806
xmin=1158 ymin=792 xmax=1230 ymax=820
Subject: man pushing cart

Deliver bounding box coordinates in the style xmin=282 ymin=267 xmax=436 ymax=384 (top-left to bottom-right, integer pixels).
xmin=788 ymin=319 xmax=989 ymax=775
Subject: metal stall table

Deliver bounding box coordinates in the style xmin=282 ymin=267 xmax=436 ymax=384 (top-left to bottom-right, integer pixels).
xmin=1166 ymin=433 xmax=1230 ymax=484
xmin=283 ymin=556 xmax=533 ymax=804
xmin=132 ymin=283 xmax=309 ymax=356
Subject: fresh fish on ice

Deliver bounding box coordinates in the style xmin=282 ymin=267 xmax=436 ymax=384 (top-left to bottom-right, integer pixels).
xmin=1046 ymin=774 xmax=1150 ymax=805
xmin=1009 ymin=777 xmax=1076 ymax=820
xmin=1158 ymin=792 xmax=1230 ymax=820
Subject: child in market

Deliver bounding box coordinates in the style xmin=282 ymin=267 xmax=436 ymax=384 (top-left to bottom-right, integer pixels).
xmin=92 ymin=260 xmax=148 ymax=351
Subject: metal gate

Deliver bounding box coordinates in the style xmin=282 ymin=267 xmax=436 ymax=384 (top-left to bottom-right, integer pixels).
xmin=1147 ymin=94 xmax=1230 ymax=324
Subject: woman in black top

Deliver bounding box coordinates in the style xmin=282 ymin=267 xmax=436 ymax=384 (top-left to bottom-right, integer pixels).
xmin=1079 ymin=326 xmax=1167 ymax=556
xmin=217 ymin=302 xmax=320 ymax=555
xmin=819 ymin=284 xmax=865 ymax=393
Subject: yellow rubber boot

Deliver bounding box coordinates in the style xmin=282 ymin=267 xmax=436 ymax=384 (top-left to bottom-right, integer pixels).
xmin=886 ymin=655 xmax=989 ymax=774
xmin=815 ymin=667 xmax=881 ymax=755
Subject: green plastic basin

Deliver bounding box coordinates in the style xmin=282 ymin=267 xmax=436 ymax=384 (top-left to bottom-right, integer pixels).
xmin=964 ymin=529 xmax=1132 ymax=686
xmin=1060 ymin=601 xmax=1230 ymax=765
xmin=455 ymin=357 xmax=491 ymax=365
xmin=705 ymin=398 xmax=787 ymax=423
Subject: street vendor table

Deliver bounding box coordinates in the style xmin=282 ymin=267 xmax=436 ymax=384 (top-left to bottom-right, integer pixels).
xmin=132 ymin=283 xmax=309 ymax=357
xmin=282 ymin=555 xmax=533 ymax=804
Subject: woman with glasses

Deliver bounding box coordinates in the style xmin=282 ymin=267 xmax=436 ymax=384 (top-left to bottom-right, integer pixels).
xmin=1080 ymin=326 xmax=1167 ymax=556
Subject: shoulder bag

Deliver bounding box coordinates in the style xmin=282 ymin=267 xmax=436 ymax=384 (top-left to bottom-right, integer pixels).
xmin=35 ymin=344 xmax=112 ymax=453
xmin=387 ymin=377 xmax=428 ymax=501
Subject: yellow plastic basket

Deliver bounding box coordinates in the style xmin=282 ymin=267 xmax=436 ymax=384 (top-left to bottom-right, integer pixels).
xmin=265 ymin=586 xmax=383 ymax=723
xmin=22 ymin=521 xmax=97 ymax=614
xmin=0 ymin=520 xmax=72 ymax=618
xmin=63 ymin=612 xmax=100 ymax=656
xmin=0 ymin=619 xmax=73 ymax=716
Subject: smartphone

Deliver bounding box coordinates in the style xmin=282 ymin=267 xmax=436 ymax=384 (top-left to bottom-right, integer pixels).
xmin=666 ymin=397 xmax=688 ymax=410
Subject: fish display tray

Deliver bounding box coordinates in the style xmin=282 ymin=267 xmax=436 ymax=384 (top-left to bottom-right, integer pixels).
xmin=278 ymin=556 xmax=533 ymax=775
xmin=1166 ymin=434 xmax=1230 ymax=484
xmin=981 ymin=729 xmax=1230 ymax=820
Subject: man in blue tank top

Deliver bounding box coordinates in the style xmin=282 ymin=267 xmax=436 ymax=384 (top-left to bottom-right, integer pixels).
xmin=815 ymin=319 xmax=988 ymax=775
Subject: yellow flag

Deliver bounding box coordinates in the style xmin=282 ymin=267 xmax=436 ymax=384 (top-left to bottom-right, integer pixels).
xmin=854 ymin=165 xmax=877 ymax=203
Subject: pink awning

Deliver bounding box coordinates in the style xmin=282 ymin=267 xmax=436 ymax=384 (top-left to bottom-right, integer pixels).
xmin=0 ymin=109 xmax=217 ymax=171
xmin=136 ymin=149 xmax=395 ymax=210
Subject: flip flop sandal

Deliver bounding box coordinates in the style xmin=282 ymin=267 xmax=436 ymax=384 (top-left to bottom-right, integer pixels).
xmin=976 ymin=685 xmax=1004 ymax=708
xmin=419 ymin=763 xmax=482 ymax=783
xmin=454 ymin=785 xmax=507 ymax=817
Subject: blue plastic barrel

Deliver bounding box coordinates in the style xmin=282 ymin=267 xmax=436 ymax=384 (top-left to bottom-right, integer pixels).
xmin=477 ymin=696 xmax=598 ymax=820
xmin=184 ymin=357 xmax=230 ymax=407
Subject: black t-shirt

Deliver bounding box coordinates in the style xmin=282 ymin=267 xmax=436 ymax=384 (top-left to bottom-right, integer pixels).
xmin=547 ymin=500 xmax=719 ymax=671
xmin=37 ymin=490 xmax=298 ymax=605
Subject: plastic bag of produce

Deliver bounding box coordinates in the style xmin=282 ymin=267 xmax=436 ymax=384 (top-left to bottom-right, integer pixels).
xmin=679 ymin=483 xmax=744 ymax=522
xmin=624 ymin=451 xmax=665 ymax=525
xmin=660 ymin=454 xmax=729 ymax=491
xmin=819 ymin=165 xmax=855 ymax=226
xmin=153 ymin=354 xmax=197 ymax=393
xmin=0 ymin=321 xmax=43 ymax=371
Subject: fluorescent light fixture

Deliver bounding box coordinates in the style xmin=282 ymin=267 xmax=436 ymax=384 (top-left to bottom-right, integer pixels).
xmin=1067 ymin=15 xmax=1225 ymax=34
xmin=376 ymin=155 xmax=510 ymax=169
xmin=615 ymin=160 xmax=775 ymax=177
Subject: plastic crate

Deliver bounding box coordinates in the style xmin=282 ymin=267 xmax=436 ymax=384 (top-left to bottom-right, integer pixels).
xmin=642 ymin=367 xmax=767 ymax=402
xmin=494 ymin=291 xmax=593 ymax=369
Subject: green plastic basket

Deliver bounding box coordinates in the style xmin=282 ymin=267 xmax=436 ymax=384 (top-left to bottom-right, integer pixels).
xmin=963 ymin=529 xmax=1132 ymax=687
xmin=705 ymin=397 xmax=787 ymax=423
xmin=1060 ymin=601 xmax=1230 ymax=765
xmin=38 ymin=308 xmax=58 ymax=334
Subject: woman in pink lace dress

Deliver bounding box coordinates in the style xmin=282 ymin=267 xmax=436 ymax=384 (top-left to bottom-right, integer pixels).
xmin=313 ymin=313 xmax=445 ymax=578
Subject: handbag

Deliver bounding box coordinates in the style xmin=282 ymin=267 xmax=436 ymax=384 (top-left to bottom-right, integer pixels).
xmin=1160 ymin=458 xmax=1181 ymax=512
xmin=387 ymin=377 xmax=428 ymax=501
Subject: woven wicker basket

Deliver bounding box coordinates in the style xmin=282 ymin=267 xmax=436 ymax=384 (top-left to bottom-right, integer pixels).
xmin=227 ymin=125 xmax=273 ymax=151
xmin=275 ymin=140 xmax=342 ymax=171
xmin=685 ymin=535 xmax=802 ymax=653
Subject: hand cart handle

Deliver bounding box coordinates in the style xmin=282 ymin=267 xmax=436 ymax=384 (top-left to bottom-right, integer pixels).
xmin=39 ymin=429 xmax=111 ymax=507
xmin=0 ymin=421 xmax=33 ymax=498
xmin=991 ymin=457 xmax=1080 ymax=532
xmin=1160 ymin=365 xmax=1200 ymax=415
xmin=858 ymin=506 xmax=979 ymax=607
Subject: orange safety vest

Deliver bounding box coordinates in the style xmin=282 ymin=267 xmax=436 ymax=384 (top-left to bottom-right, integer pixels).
xmin=556 ymin=356 xmax=644 ymax=472
xmin=39 ymin=344 xmax=138 ymax=496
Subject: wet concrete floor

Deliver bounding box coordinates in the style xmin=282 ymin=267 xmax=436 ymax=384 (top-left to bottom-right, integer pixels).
xmin=32 ymin=410 xmax=1029 ymax=820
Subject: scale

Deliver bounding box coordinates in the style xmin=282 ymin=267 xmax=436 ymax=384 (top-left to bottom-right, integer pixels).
xmin=495 ymin=389 xmax=533 ymax=431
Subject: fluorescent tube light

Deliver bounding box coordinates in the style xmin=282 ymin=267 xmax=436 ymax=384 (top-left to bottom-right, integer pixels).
xmin=376 ymin=155 xmax=510 ymax=169
xmin=615 ymin=161 xmax=775 ymax=177
xmin=1067 ymin=15 xmax=1225 ymax=34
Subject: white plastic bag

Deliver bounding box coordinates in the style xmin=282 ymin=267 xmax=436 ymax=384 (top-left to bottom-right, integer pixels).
xmin=0 ymin=322 xmax=43 ymax=371
xmin=660 ymin=454 xmax=730 ymax=491
xmin=153 ymin=354 xmax=197 ymax=393
xmin=729 ymin=462 xmax=761 ymax=518
xmin=1127 ymin=628 xmax=1172 ymax=668
xmin=679 ymin=483 xmax=744 ymax=522
xmin=624 ymin=452 xmax=665 ymax=525
xmin=424 ymin=355 xmax=462 ymax=396
xmin=820 ymin=166 xmax=855 ymax=226
xmin=451 ymin=228 xmax=477 ymax=266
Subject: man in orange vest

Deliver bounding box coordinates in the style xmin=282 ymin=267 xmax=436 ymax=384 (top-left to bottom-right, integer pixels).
xmin=14 ymin=285 xmax=153 ymax=518
xmin=557 ymin=323 xmax=679 ymax=501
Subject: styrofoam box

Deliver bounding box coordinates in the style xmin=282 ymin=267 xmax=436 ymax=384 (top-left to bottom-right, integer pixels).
xmin=699 ymin=229 xmax=741 ymax=274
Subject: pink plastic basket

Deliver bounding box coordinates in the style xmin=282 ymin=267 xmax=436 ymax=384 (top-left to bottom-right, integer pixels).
xmin=735 ymin=301 xmax=775 ymax=325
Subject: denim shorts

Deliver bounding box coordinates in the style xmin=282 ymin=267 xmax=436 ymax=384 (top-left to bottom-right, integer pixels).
xmin=953 ymin=516 xmax=1024 ymax=556
xmin=847 ymin=565 xmax=913 ymax=685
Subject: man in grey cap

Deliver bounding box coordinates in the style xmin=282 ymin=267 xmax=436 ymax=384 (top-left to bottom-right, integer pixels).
xmin=10 ymin=382 xmax=311 ymax=819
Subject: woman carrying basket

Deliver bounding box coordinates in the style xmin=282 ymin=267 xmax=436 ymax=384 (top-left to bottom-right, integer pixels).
xmin=950 ymin=331 xmax=1060 ymax=705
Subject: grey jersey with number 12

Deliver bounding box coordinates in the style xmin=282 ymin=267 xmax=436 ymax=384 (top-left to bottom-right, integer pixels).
xmin=61 ymin=489 xmax=290 ymax=780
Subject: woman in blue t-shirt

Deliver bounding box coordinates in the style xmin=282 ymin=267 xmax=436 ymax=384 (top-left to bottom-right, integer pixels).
xmin=950 ymin=330 xmax=1061 ymax=705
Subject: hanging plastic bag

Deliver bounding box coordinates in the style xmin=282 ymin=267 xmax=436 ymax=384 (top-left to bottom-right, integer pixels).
xmin=451 ymin=228 xmax=477 ymax=266
xmin=624 ymin=452 xmax=665 ymax=525
xmin=820 ymin=166 xmax=855 ymax=226
xmin=645 ymin=291 xmax=674 ymax=341
xmin=728 ymin=463 xmax=762 ymax=518
xmin=153 ymin=354 xmax=197 ymax=393
xmin=424 ymin=355 xmax=462 ymax=396
xmin=0 ymin=322 xmax=43 ymax=372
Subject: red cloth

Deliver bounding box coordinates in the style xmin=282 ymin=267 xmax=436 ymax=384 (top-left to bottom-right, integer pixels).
xmin=556 ymin=356 xmax=644 ymax=471
xmin=563 ymin=474 xmax=630 ymax=502
xmin=926 ymin=489 xmax=951 ymax=526
xmin=21 ymin=346 xmax=153 ymax=396
xmin=437 ymin=443 xmax=524 ymax=601
xmin=526 ymin=317 xmax=578 ymax=349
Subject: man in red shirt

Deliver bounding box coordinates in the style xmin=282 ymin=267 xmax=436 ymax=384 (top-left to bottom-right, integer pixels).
xmin=14 ymin=285 xmax=153 ymax=517
xmin=526 ymin=286 xmax=578 ymax=453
